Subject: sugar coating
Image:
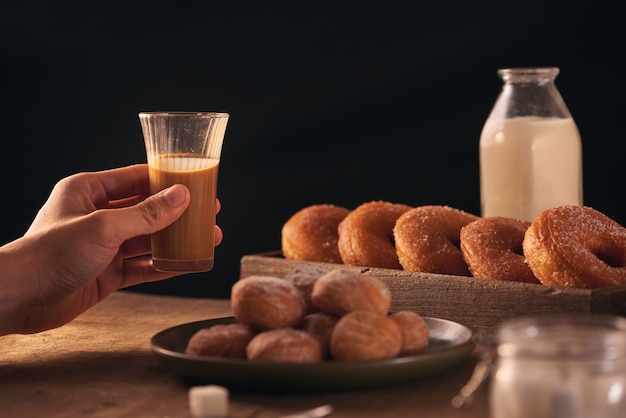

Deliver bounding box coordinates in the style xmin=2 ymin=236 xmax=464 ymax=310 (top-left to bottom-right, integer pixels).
xmin=524 ymin=205 xmax=626 ymax=288
xmin=232 ymin=275 xmax=306 ymax=330
xmin=394 ymin=205 xmax=479 ymax=276
xmin=338 ymin=200 xmax=412 ymax=269
xmin=188 ymin=385 xmax=229 ymax=418
xmin=281 ymin=204 xmax=350 ymax=263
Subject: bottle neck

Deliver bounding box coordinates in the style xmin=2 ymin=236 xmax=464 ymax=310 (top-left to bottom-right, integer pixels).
xmin=489 ymin=67 xmax=571 ymax=119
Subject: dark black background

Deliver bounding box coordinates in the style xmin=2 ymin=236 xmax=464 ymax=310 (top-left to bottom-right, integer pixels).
xmin=1 ymin=2 xmax=623 ymax=298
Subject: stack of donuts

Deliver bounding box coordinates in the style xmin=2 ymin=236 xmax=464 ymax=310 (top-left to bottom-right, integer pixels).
xmin=281 ymin=202 xmax=626 ymax=289
xmin=185 ymin=269 xmax=430 ymax=362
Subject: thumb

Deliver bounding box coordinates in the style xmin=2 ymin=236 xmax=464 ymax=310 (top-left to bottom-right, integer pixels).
xmin=112 ymin=184 xmax=190 ymax=239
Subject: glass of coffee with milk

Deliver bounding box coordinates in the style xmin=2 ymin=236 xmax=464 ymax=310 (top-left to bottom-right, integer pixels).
xmin=139 ymin=111 xmax=229 ymax=273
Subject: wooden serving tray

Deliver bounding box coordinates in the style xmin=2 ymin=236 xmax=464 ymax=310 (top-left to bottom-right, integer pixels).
xmin=240 ymin=251 xmax=626 ymax=333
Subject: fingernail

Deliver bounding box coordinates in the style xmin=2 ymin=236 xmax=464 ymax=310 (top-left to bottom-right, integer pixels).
xmin=163 ymin=184 xmax=186 ymax=207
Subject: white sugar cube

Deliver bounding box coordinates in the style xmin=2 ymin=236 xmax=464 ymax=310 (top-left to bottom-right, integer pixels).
xmin=188 ymin=385 xmax=229 ymax=418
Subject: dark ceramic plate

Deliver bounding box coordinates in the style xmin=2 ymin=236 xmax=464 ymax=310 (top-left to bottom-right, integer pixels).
xmin=151 ymin=316 xmax=474 ymax=392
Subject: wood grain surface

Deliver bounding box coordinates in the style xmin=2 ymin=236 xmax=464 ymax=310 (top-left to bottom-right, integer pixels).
xmin=0 ymin=291 xmax=489 ymax=418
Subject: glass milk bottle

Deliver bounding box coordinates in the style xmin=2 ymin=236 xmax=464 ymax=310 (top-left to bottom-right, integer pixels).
xmin=490 ymin=314 xmax=626 ymax=418
xmin=479 ymin=67 xmax=583 ymax=221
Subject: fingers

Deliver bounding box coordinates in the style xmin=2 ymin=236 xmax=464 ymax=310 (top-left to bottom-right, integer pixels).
xmin=120 ymin=196 xmax=222 ymax=258
xmin=215 ymin=198 xmax=223 ymax=246
xmin=107 ymin=194 xmax=149 ymax=210
xmin=214 ymin=225 xmax=223 ymax=247
xmin=119 ymin=255 xmax=182 ymax=288
xmin=121 ymin=223 xmax=223 ymax=258
xmin=105 ymin=184 xmax=191 ymax=245
xmin=93 ymin=164 xmax=150 ymax=202
xmin=47 ymin=165 xmax=150 ymax=213
xmin=120 ymin=235 xmax=152 ymax=258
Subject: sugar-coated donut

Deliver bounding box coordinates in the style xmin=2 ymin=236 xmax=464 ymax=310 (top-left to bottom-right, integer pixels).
xmin=299 ymin=311 xmax=339 ymax=359
xmin=330 ymin=310 xmax=402 ymax=361
xmin=311 ymin=269 xmax=391 ymax=316
xmin=389 ymin=311 xmax=430 ymax=356
xmin=185 ymin=323 xmax=257 ymax=359
xmin=523 ymin=205 xmax=626 ymax=288
xmin=393 ymin=205 xmax=479 ymax=276
xmin=231 ymin=275 xmax=305 ymax=330
xmin=460 ymin=217 xmax=540 ymax=283
xmin=281 ymin=204 xmax=351 ymax=263
xmin=284 ymin=265 xmax=329 ymax=315
xmin=337 ymin=201 xmax=413 ymax=269
xmin=246 ymin=328 xmax=323 ymax=362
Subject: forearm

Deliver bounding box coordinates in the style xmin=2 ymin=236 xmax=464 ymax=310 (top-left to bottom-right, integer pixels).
xmin=0 ymin=237 xmax=38 ymax=336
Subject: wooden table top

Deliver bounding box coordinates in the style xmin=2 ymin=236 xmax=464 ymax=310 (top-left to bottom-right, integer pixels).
xmin=0 ymin=291 xmax=489 ymax=418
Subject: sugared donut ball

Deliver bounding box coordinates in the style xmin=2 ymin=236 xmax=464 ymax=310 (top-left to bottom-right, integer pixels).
xmin=185 ymin=323 xmax=257 ymax=359
xmin=523 ymin=205 xmax=626 ymax=288
xmin=311 ymin=269 xmax=391 ymax=316
xmin=330 ymin=310 xmax=402 ymax=361
xmin=460 ymin=217 xmax=540 ymax=283
xmin=337 ymin=201 xmax=413 ymax=269
xmin=389 ymin=311 xmax=430 ymax=356
xmin=284 ymin=265 xmax=329 ymax=314
xmin=281 ymin=204 xmax=351 ymax=263
xmin=393 ymin=205 xmax=479 ymax=276
xmin=231 ymin=275 xmax=305 ymax=330
xmin=246 ymin=328 xmax=323 ymax=362
xmin=299 ymin=311 xmax=339 ymax=359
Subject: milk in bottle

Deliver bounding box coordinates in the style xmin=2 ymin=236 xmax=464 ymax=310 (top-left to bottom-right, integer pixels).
xmin=479 ymin=67 xmax=582 ymax=222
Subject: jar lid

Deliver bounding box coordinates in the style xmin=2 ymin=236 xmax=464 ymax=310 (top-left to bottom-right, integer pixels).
xmin=496 ymin=313 xmax=626 ymax=360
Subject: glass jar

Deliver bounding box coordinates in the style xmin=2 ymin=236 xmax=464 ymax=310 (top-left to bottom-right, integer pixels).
xmin=490 ymin=314 xmax=626 ymax=418
xmin=479 ymin=67 xmax=583 ymax=222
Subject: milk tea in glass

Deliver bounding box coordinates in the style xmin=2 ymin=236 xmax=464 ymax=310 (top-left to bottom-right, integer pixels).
xmin=139 ymin=112 xmax=229 ymax=272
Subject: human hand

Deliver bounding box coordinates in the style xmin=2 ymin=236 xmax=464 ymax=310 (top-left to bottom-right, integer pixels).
xmin=0 ymin=164 xmax=223 ymax=335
